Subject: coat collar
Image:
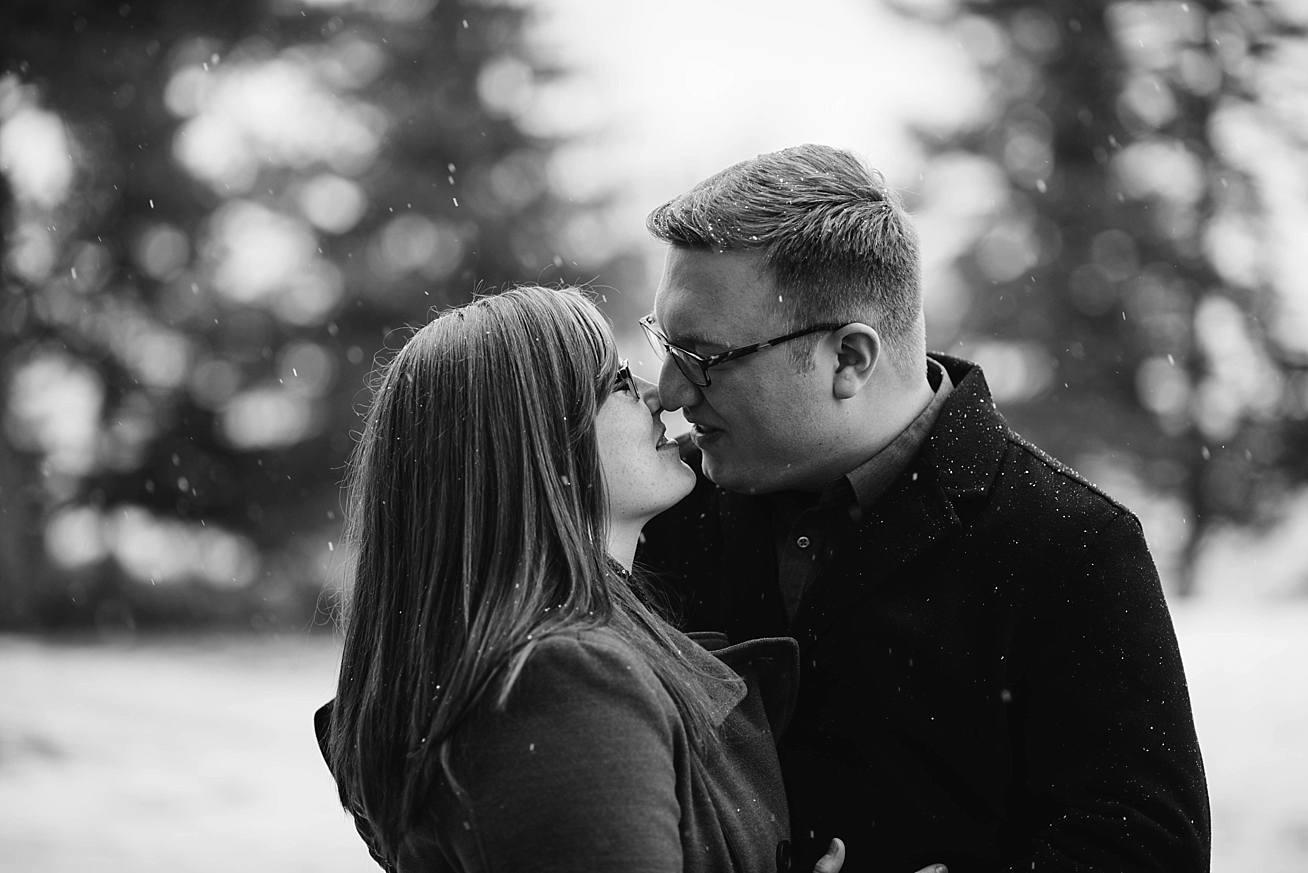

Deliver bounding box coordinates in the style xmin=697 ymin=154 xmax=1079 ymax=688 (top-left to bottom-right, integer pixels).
xmin=667 ymin=625 xmax=747 ymax=726
xmin=918 ymin=354 xmax=1009 ymax=502
xmin=688 ymin=632 xmax=801 ymax=736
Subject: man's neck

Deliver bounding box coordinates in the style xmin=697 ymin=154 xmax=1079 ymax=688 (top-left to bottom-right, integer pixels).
xmin=822 ymin=367 xmax=935 ymax=483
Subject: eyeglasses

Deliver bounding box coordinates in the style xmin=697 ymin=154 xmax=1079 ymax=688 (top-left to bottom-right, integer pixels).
xmin=613 ymin=359 xmax=640 ymax=398
xmin=638 ymin=314 xmax=847 ymax=387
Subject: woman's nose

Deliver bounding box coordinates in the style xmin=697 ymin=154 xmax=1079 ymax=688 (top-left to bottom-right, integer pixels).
xmin=634 ymin=374 xmax=662 ymax=414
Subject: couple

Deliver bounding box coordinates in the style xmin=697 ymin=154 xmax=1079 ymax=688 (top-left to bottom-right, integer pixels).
xmin=315 ymin=145 xmax=1211 ymax=872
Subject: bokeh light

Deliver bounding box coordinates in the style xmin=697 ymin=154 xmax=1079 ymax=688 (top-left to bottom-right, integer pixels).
xmin=0 ymin=98 xmax=72 ymax=208
xmin=5 ymin=349 xmax=104 ymax=476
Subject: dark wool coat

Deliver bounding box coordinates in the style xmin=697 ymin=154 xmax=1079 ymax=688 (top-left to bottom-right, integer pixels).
xmin=639 ymin=355 xmax=1211 ymax=873
xmin=317 ymin=628 xmax=800 ymax=873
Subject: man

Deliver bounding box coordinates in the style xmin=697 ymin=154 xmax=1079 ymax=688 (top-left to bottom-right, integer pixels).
xmin=636 ymin=144 xmax=1209 ymax=873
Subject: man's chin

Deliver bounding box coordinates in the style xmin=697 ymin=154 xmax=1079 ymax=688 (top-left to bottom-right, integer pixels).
xmin=700 ymin=452 xmax=768 ymax=496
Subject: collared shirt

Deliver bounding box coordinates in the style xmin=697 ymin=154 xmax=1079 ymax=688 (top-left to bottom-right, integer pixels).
xmin=767 ymin=358 xmax=954 ymax=623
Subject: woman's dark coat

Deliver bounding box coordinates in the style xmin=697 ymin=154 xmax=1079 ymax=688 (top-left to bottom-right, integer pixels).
xmin=639 ymin=355 xmax=1211 ymax=873
xmin=317 ymin=628 xmax=799 ymax=873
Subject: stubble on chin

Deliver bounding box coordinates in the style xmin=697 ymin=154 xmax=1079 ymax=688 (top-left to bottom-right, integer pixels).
xmin=699 ymin=454 xmax=756 ymax=496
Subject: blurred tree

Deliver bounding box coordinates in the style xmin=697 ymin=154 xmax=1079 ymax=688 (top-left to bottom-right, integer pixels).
xmin=0 ymin=0 xmax=601 ymax=629
xmin=905 ymin=0 xmax=1308 ymax=593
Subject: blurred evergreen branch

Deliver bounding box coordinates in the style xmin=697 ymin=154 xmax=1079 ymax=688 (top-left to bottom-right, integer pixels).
xmin=0 ymin=0 xmax=606 ymax=630
xmin=901 ymin=0 xmax=1308 ymax=594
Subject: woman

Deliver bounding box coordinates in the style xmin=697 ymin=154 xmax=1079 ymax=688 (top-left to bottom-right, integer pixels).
xmin=315 ymin=287 xmax=866 ymax=871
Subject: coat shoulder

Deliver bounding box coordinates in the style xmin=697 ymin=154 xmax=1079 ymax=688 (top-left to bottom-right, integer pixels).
xmin=991 ymin=426 xmax=1136 ymax=534
xmin=928 ymin=356 xmax=1134 ymax=537
xmin=498 ymin=629 xmax=676 ymax=719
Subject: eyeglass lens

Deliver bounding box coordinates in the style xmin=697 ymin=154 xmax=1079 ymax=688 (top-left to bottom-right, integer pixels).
xmin=615 ymin=361 xmax=640 ymax=397
xmin=669 ymin=352 xmax=706 ymax=386
xmin=641 ymin=319 xmax=708 ymax=386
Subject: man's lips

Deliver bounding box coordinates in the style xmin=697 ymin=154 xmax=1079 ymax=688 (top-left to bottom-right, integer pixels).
xmin=689 ymin=422 xmax=724 ymax=440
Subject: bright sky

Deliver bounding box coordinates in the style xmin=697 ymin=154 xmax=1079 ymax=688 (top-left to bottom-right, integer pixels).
xmin=524 ymin=0 xmax=983 ymax=272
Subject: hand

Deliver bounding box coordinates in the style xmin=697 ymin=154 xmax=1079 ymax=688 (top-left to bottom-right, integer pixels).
xmin=810 ymin=837 xmax=947 ymax=873
xmin=812 ymin=838 xmax=845 ymax=873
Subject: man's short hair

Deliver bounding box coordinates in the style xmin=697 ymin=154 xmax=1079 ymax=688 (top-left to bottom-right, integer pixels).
xmin=647 ymin=144 xmax=922 ymax=369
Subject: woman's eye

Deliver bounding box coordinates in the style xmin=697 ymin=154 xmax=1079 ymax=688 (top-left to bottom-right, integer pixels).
xmin=612 ymin=366 xmax=639 ymax=398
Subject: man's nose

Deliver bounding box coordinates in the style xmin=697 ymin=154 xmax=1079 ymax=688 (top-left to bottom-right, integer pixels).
xmin=656 ymin=355 xmax=701 ymax=412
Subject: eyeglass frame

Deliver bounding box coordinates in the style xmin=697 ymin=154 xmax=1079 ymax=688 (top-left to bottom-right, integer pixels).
xmin=638 ymin=314 xmax=848 ymax=387
xmin=613 ymin=359 xmax=640 ymax=398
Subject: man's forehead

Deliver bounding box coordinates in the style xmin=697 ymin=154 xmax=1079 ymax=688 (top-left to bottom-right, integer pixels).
xmin=653 ymin=248 xmax=774 ymax=345
xmin=653 ymin=294 xmax=744 ymax=349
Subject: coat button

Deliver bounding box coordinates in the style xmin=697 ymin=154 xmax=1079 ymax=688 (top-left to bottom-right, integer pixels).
xmin=796 ymin=536 xmax=811 ymax=549
xmin=775 ymin=839 xmax=792 ymax=872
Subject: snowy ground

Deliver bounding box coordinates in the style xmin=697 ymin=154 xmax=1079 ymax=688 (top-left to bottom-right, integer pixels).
xmin=1 ymin=600 xmax=1305 ymax=872
xmin=1170 ymin=600 xmax=1308 ymax=872
xmin=0 ymin=632 xmax=374 ymax=873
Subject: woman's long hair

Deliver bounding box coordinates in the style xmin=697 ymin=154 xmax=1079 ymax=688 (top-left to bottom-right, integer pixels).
xmin=327 ymin=286 xmax=716 ymax=862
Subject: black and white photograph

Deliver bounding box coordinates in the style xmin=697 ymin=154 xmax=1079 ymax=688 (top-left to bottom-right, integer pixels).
xmin=1 ymin=0 xmax=1306 ymax=870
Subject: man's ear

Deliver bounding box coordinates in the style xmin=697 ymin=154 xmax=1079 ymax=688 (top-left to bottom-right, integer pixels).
xmin=831 ymin=324 xmax=879 ymax=400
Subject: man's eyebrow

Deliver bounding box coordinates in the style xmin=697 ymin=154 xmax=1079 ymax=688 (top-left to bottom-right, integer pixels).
xmin=652 ymin=317 xmax=731 ymax=350
xmin=669 ymin=328 xmax=733 ymax=351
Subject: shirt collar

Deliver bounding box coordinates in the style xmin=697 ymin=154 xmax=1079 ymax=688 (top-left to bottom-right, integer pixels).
xmin=844 ymin=356 xmax=953 ymax=512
